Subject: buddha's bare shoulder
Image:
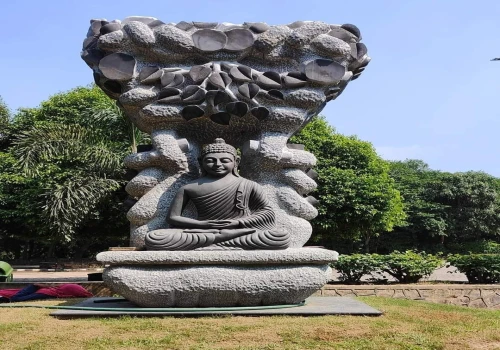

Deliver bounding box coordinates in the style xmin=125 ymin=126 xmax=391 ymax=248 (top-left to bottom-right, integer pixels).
xmin=180 ymin=181 xmax=199 ymax=193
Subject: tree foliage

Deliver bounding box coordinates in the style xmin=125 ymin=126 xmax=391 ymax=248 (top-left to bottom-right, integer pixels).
xmin=0 ymin=86 xmax=130 ymax=259
xmin=388 ymin=160 xmax=448 ymax=239
xmin=0 ymin=96 xmax=11 ymax=146
xmin=448 ymin=254 xmax=500 ymax=284
xmin=291 ymin=116 xmax=405 ymax=251
xmin=12 ymin=123 xmax=125 ymax=241
xmin=433 ymin=171 xmax=500 ymax=241
xmin=378 ymin=250 xmax=443 ymax=283
xmin=388 ymin=160 xmax=500 ymax=251
xmin=333 ymin=254 xmax=382 ymax=283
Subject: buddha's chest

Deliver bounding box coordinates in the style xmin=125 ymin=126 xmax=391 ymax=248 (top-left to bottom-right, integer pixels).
xmin=186 ymin=178 xmax=240 ymax=197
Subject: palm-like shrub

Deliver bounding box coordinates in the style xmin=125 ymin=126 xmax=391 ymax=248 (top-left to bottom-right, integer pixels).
xmin=13 ymin=122 xmax=125 ymax=242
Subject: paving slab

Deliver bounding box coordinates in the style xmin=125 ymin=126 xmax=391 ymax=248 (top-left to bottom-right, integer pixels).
xmin=51 ymin=296 xmax=382 ymax=318
xmin=12 ymin=271 xmax=98 ymax=282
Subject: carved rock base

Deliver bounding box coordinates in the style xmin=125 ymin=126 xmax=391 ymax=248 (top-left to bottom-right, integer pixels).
xmin=97 ymin=248 xmax=337 ymax=307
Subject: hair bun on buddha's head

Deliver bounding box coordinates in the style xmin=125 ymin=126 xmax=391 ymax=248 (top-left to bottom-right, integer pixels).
xmin=201 ymin=138 xmax=237 ymax=158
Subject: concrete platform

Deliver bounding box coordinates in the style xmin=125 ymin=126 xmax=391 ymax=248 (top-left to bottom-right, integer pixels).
xmin=50 ymin=296 xmax=382 ymax=318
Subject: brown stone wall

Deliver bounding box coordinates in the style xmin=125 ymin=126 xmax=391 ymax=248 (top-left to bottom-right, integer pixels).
xmin=2 ymin=282 xmax=499 ymax=309
xmin=317 ymin=284 xmax=500 ymax=309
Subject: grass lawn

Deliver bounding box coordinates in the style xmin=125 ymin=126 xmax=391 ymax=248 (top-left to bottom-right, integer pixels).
xmin=0 ymin=297 xmax=499 ymax=350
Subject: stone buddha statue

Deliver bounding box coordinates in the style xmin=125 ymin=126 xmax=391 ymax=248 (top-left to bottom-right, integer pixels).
xmin=145 ymin=138 xmax=290 ymax=250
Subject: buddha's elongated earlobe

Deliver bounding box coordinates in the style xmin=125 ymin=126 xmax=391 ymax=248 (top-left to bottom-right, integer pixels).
xmin=233 ymin=156 xmax=241 ymax=177
xmin=232 ymin=156 xmax=241 ymax=177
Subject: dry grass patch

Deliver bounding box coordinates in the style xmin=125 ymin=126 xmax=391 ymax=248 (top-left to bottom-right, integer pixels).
xmin=0 ymin=297 xmax=498 ymax=349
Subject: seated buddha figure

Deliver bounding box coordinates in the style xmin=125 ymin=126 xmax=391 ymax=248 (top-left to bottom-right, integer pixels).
xmin=145 ymin=138 xmax=290 ymax=250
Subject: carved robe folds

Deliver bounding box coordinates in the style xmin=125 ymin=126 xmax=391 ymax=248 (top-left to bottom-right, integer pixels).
xmin=145 ymin=177 xmax=290 ymax=250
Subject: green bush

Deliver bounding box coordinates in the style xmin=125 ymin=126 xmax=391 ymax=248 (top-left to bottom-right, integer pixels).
xmin=447 ymin=240 xmax=500 ymax=254
xmin=378 ymin=251 xmax=443 ymax=283
xmin=447 ymin=254 xmax=500 ymax=284
xmin=332 ymin=254 xmax=381 ymax=283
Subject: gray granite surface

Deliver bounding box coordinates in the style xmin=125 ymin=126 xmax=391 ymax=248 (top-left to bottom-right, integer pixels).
xmin=97 ymin=247 xmax=338 ymax=265
xmin=102 ymin=263 xmax=332 ymax=307
xmin=51 ymin=296 xmax=382 ymax=317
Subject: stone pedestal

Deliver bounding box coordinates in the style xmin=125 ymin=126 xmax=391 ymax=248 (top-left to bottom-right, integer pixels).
xmin=97 ymin=248 xmax=337 ymax=307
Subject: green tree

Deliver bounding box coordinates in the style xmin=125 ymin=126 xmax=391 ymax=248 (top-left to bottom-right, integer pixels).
xmin=388 ymin=161 xmax=500 ymax=251
xmin=434 ymin=171 xmax=500 ymax=242
xmin=388 ymin=160 xmax=447 ymax=244
xmin=0 ymin=86 xmax=132 ymax=259
xmin=291 ymin=116 xmax=405 ymax=252
xmin=0 ymin=96 xmax=10 ymax=146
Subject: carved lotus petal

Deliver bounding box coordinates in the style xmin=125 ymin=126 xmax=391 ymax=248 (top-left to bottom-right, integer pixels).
xmin=189 ymin=65 xmax=212 ymax=83
xmin=103 ymin=80 xmax=122 ymax=94
xmin=238 ymin=83 xmax=259 ymax=99
xmin=192 ymin=29 xmax=227 ymax=51
xmin=182 ymin=85 xmax=206 ymax=104
xmin=208 ymin=71 xmax=231 ymax=89
xmin=98 ymin=53 xmax=136 ymax=81
xmin=161 ymin=72 xmax=185 ymax=87
xmin=206 ymin=90 xmax=230 ymax=106
xmin=163 ymin=67 xmax=182 ymax=72
xmin=224 ymin=29 xmax=255 ymax=51
xmin=341 ymin=23 xmax=361 ymax=39
xmin=100 ymin=22 xmax=122 ymax=35
xmin=139 ymin=66 xmax=159 ymax=80
xmin=226 ymin=101 xmax=248 ymax=117
xmin=210 ymin=112 xmax=231 ymax=125
xmin=229 ymin=65 xmax=253 ymax=82
xmin=246 ymin=22 xmax=270 ymax=34
xmin=140 ymin=68 xmax=163 ymax=84
xmin=158 ymin=88 xmax=182 ymax=103
xmin=182 ymin=105 xmax=205 ymax=120
xmin=325 ymin=86 xmax=341 ymax=101
xmin=356 ymin=43 xmax=367 ymax=59
xmin=251 ymin=106 xmax=269 ymax=120
xmin=268 ymin=90 xmax=284 ymax=100
xmin=193 ymin=22 xmax=218 ymax=29
xmin=256 ymin=71 xmax=282 ymax=89
xmin=283 ymin=72 xmax=307 ymax=88
xmin=176 ymin=21 xmax=193 ymax=31
xmin=351 ymin=73 xmax=362 ymax=81
xmin=326 ymin=87 xmax=341 ymax=95
xmin=303 ymin=59 xmax=345 ymax=84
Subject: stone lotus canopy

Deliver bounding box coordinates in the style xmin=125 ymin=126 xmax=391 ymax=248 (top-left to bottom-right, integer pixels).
xmin=82 ymin=18 xmax=369 ymax=135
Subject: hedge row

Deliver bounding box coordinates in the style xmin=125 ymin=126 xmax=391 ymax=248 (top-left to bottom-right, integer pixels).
xmin=332 ymin=251 xmax=500 ymax=284
xmin=447 ymin=254 xmax=500 ymax=284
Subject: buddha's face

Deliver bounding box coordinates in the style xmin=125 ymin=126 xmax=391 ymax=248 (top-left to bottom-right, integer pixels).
xmin=202 ymin=152 xmax=237 ymax=177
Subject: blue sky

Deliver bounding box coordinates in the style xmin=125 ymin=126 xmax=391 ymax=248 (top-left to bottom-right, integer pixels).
xmin=2 ymin=1 xmax=499 ymax=175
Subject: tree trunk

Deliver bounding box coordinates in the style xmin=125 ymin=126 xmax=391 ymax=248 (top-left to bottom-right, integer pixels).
xmin=47 ymin=243 xmax=56 ymax=259
xmin=374 ymin=235 xmax=380 ymax=253
xmin=364 ymin=235 xmax=371 ymax=253
xmin=22 ymin=241 xmax=29 ymax=260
